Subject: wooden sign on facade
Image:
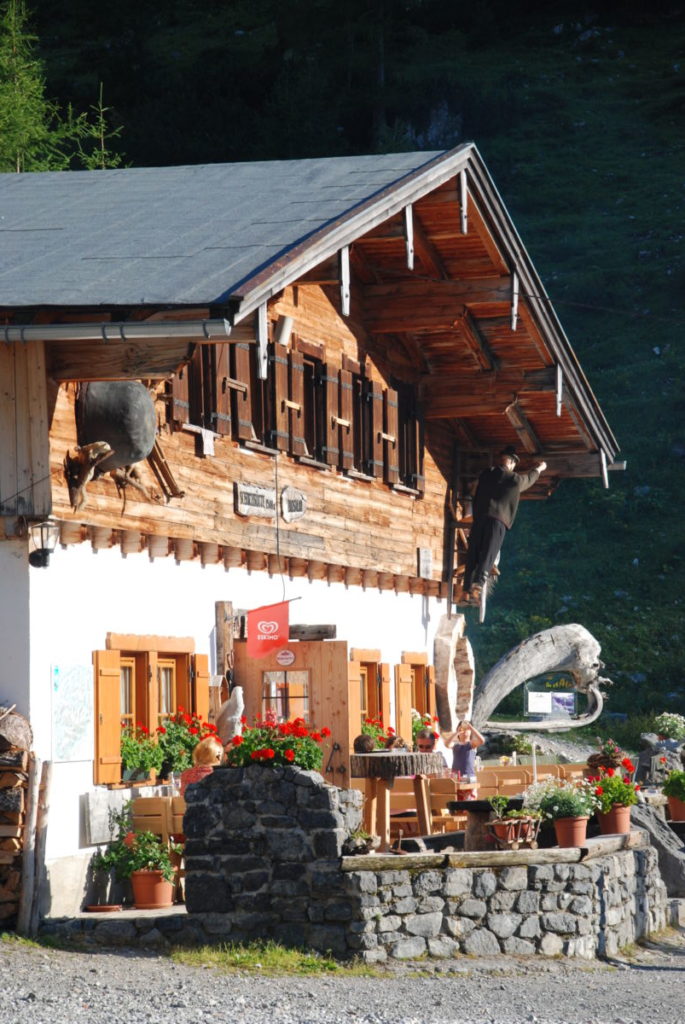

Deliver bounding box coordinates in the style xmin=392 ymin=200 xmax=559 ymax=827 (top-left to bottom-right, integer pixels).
xmin=281 ymin=486 xmax=307 ymax=523
xmin=234 ymin=482 xmax=277 ymax=518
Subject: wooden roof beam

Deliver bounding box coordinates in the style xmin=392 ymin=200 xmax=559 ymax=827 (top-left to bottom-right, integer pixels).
xmin=412 ymin=213 xmax=449 ymax=279
xmin=365 ymin=277 xmax=512 ymax=334
xmin=542 ymin=452 xmax=627 ymax=479
xmin=421 ymin=368 xmax=555 ymax=418
xmin=505 ymin=399 xmax=541 ymax=454
xmin=456 ymin=307 xmax=499 ymax=371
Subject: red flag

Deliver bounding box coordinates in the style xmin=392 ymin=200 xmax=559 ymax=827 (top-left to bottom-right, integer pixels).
xmin=246 ymin=601 xmax=290 ymax=659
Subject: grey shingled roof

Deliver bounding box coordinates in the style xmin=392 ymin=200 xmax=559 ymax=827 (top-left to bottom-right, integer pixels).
xmin=0 ymin=150 xmax=455 ymax=309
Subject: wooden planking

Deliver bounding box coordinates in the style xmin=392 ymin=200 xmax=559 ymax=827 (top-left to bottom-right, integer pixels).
xmin=0 ymin=341 xmax=51 ymax=517
xmin=47 ymin=338 xmax=192 ymax=381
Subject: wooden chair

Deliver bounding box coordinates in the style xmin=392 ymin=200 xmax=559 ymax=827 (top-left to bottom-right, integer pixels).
xmin=389 ymin=778 xmax=421 ymax=840
xmin=491 ymin=769 xmax=531 ymax=796
xmin=557 ymin=763 xmax=588 ymax=783
xmin=429 ymin=777 xmax=467 ymax=831
xmin=131 ymin=796 xmax=173 ymax=842
xmin=131 ymin=796 xmax=186 ymax=901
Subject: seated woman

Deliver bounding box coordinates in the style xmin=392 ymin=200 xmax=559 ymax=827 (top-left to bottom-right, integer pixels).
xmin=414 ymin=727 xmax=451 ymax=773
xmin=180 ymin=735 xmax=224 ymax=796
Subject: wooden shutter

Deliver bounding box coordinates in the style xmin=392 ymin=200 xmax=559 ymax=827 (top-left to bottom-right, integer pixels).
xmin=191 ymin=653 xmax=210 ymax=723
xmin=272 ymin=342 xmax=289 ymax=451
xmin=413 ymin=414 xmax=425 ymax=493
xmin=233 ymin=343 xmax=255 ymax=440
xmin=289 ymin=348 xmax=308 ymax=456
xmin=370 ymin=380 xmax=384 ymax=478
xmin=394 ymin=663 xmax=413 ymax=747
xmin=93 ymin=649 xmax=122 ymax=785
xmin=175 ymin=654 xmax=192 ymax=712
xmin=426 ymin=665 xmax=436 ymax=718
xmin=212 ymin=343 xmax=232 ymax=436
xmin=384 ymin=387 xmax=400 ymax=484
xmin=339 ymin=368 xmax=354 ymax=469
xmin=323 ymin=367 xmax=340 ymax=466
xmin=169 ymin=363 xmax=191 ymax=428
xmin=379 ymin=663 xmax=392 ymax=731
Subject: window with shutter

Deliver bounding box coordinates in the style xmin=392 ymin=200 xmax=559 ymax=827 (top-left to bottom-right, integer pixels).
xmin=288 ymin=348 xmax=308 ymax=457
xmin=323 ymin=368 xmax=340 ymax=466
xmin=339 ymin=368 xmax=354 ymax=470
xmin=233 ymin=342 xmax=256 ymax=441
xmin=397 ymin=382 xmax=424 ymax=492
xmin=93 ymin=638 xmax=211 ymax=786
xmin=369 ymin=380 xmax=384 ymax=478
xmin=383 ymin=387 xmax=400 ymax=485
xmin=212 ymin=343 xmax=232 ymax=436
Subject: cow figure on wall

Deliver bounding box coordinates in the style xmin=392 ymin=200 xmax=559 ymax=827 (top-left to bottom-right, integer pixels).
xmin=64 ymin=381 xmax=162 ymax=512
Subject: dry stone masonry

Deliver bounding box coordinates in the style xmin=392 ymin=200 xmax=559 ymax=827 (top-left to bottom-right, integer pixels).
xmin=181 ymin=765 xmax=667 ymax=961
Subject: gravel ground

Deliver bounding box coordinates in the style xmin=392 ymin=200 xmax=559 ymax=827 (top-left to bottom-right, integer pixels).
xmin=1 ymin=928 xmax=684 ymax=1024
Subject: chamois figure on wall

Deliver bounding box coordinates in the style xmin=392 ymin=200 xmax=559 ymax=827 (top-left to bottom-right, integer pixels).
xmin=64 ymin=381 xmax=162 ymax=512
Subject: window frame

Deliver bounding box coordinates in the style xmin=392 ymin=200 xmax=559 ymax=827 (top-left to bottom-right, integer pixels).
xmin=93 ymin=634 xmax=209 ymax=786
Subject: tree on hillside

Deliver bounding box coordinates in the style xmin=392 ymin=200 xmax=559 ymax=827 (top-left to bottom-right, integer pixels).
xmin=0 ymin=0 xmax=123 ymax=171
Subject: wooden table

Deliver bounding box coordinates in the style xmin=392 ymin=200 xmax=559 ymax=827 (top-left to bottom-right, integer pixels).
xmin=447 ymin=797 xmax=524 ymax=851
xmin=350 ymin=751 xmax=447 ymax=851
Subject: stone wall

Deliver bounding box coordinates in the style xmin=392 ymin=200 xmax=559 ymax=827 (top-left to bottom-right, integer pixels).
xmin=180 ymin=764 xmax=667 ymax=961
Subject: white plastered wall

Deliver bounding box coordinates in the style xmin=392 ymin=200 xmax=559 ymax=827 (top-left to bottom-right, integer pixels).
xmin=21 ymin=539 xmax=447 ymax=913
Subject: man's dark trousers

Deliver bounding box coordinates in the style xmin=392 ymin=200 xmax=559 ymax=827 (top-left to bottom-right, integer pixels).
xmin=464 ymin=516 xmax=506 ymax=591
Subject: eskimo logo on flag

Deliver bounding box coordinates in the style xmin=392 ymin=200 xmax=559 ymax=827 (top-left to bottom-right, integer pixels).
xmin=257 ymin=620 xmax=279 ymax=636
xmin=247 ymin=602 xmax=290 ymax=658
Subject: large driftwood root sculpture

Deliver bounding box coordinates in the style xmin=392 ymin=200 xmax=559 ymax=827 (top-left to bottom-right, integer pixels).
xmin=471 ymin=623 xmax=611 ymax=731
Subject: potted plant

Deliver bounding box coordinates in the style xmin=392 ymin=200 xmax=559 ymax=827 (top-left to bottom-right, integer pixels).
xmin=342 ymin=827 xmax=381 ymax=855
xmin=654 ymin=712 xmax=685 ymax=742
xmin=93 ymin=804 xmax=181 ymax=909
xmin=588 ymin=759 xmax=638 ymax=834
xmin=487 ymin=795 xmax=516 ymax=842
xmin=224 ymin=714 xmax=331 ymax=770
xmin=524 ymin=777 xmax=598 ymax=847
xmin=156 ymin=707 xmax=221 ymax=778
xmin=662 ymin=769 xmax=685 ymax=820
xmin=120 ymin=723 xmax=164 ymax=782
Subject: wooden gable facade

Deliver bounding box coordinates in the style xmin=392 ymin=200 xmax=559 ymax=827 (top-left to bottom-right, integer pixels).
xmin=1 ymin=144 xmax=621 ymax=599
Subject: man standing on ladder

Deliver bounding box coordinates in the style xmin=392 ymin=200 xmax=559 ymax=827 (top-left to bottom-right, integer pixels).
xmin=462 ymin=446 xmax=547 ymax=605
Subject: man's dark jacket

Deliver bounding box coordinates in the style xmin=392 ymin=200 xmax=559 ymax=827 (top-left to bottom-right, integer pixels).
xmin=472 ymin=465 xmax=541 ymax=530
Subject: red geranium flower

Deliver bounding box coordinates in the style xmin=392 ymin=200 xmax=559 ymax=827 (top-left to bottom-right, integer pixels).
xmin=250 ymin=750 xmax=260 ymax=760
xmin=265 ymin=748 xmax=275 ymax=759
xmin=156 ymin=726 xmax=167 ymax=734
xmin=606 ymin=767 xmax=615 ymax=777
xmin=231 ymin=734 xmax=243 ymax=746
xmin=123 ymin=831 xmax=136 ymax=848
xmin=320 ymin=727 xmax=331 ymax=738
xmin=595 ymin=786 xmax=604 ymax=795
xmin=310 ymin=732 xmax=322 ymax=742
xmin=284 ymin=749 xmax=295 ymax=762
xmin=621 ymin=757 xmax=635 ymax=772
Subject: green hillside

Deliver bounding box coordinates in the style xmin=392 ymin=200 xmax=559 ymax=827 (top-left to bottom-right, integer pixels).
xmin=24 ymin=2 xmax=685 ymax=714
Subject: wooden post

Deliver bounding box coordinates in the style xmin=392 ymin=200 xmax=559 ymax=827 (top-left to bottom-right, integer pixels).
xmin=16 ymin=753 xmax=40 ymax=937
xmin=413 ymin=774 xmax=432 ymax=836
xmin=29 ymin=760 xmax=52 ymax=937
xmin=215 ymin=600 xmax=234 ymax=709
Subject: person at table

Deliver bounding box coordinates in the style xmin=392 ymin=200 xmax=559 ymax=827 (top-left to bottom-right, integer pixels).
xmin=180 ymin=736 xmax=224 ymax=796
xmin=415 ymin=727 xmax=451 ymax=772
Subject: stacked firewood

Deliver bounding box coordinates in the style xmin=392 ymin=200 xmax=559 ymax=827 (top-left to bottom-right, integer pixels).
xmin=0 ymin=708 xmax=31 ymax=928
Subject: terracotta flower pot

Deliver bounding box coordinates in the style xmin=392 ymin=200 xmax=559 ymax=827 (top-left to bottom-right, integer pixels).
xmin=492 ymin=820 xmax=516 ymax=842
xmin=597 ymin=804 xmax=632 ymax=835
xmin=130 ymin=869 xmax=174 ymax=909
xmin=553 ymin=816 xmax=589 ymax=848
xmin=667 ymin=795 xmax=685 ymax=821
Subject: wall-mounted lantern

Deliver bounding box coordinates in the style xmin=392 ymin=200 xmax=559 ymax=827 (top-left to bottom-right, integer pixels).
xmin=28 ymin=520 xmax=61 ymax=568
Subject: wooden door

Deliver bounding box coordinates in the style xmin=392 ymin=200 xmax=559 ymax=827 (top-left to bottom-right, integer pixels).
xmin=233 ymin=639 xmax=354 ymax=785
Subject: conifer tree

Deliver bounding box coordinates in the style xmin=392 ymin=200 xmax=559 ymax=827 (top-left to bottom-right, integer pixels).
xmin=0 ymin=0 xmax=123 ymax=171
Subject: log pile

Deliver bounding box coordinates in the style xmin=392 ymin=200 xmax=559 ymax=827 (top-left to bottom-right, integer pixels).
xmin=0 ymin=707 xmax=32 ymax=928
